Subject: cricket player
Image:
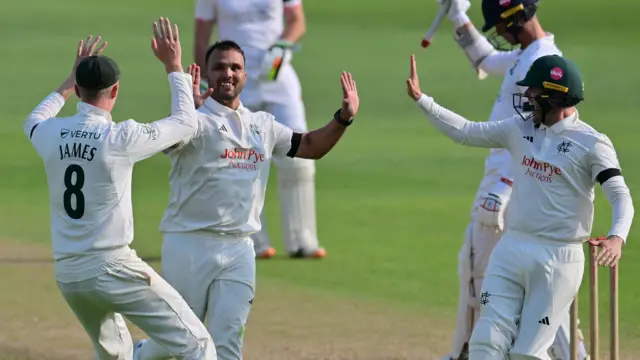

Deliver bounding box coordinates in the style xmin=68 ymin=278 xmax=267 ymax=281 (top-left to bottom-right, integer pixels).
xmin=407 ymin=53 xmax=633 ymax=359
xmin=132 ymin=40 xmax=359 ymax=360
xmin=194 ymin=0 xmax=325 ymax=259
xmin=24 ymin=20 xmax=217 ymax=360
xmin=434 ymin=0 xmax=589 ymax=358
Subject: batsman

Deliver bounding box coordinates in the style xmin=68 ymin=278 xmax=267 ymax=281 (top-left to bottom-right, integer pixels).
xmin=408 ymin=53 xmax=633 ymax=359
xmin=431 ymin=0 xmax=587 ymax=358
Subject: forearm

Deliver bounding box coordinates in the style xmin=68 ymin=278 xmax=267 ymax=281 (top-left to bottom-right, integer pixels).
xmin=194 ymin=20 xmax=214 ymax=70
xmin=195 ymin=43 xmax=209 ymax=71
xmin=281 ymin=5 xmax=306 ymax=44
xmin=453 ymin=23 xmax=515 ymax=78
xmin=281 ymin=21 xmax=305 ymax=44
xmin=56 ymin=76 xmax=77 ymax=100
xmin=295 ymin=117 xmax=347 ymax=160
xmin=602 ymin=177 xmax=634 ymax=242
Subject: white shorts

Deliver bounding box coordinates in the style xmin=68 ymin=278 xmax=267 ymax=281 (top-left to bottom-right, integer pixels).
xmin=160 ymin=231 xmax=256 ymax=360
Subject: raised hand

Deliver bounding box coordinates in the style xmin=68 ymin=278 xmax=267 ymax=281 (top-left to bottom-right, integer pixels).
xmin=187 ymin=64 xmax=213 ymax=109
xmin=72 ymin=35 xmax=108 ymax=77
xmin=339 ymin=72 xmax=359 ymax=121
xmin=407 ymin=55 xmax=422 ymax=101
xmin=151 ymin=17 xmax=183 ymax=73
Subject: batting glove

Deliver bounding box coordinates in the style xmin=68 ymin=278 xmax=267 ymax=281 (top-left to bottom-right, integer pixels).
xmin=436 ymin=0 xmax=471 ymax=27
xmin=476 ymin=177 xmax=512 ymax=231
xmin=258 ymin=40 xmax=297 ymax=82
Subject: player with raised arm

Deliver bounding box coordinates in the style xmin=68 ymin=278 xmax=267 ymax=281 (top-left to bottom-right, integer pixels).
xmin=132 ymin=40 xmax=359 ymax=360
xmin=408 ymin=53 xmax=633 ymax=360
xmin=24 ymin=19 xmax=216 ymax=360
xmin=194 ymin=0 xmax=325 ymax=259
xmin=433 ymin=0 xmax=589 ymax=358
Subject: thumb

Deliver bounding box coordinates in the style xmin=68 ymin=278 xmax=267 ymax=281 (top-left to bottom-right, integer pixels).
xmin=204 ymin=88 xmax=214 ymax=98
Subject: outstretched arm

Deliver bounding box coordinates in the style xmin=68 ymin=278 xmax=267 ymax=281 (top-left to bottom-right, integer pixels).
xmin=272 ymin=72 xmax=359 ymax=160
xmin=407 ymin=55 xmax=514 ymax=148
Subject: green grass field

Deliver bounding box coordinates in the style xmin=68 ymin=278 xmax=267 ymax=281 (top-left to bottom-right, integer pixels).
xmin=1 ymin=0 xmax=639 ymax=358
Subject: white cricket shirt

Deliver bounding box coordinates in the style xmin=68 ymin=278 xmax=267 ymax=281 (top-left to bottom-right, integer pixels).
xmin=194 ymin=0 xmax=301 ymax=78
xmin=417 ymin=95 xmax=630 ymax=243
xmin=24 ymin=72 xmax=196 ymax=281
xmin=158 ymin=97 xmax=294 ymax=235
xmin=471 ymin=35 xmax=561 ymax=217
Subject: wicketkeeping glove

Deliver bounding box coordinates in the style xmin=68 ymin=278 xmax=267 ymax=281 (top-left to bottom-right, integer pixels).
xmin=258 ymin=40 xmax=297 ymax=82
xmin=476 ymin=178 xmax=513 ymax=231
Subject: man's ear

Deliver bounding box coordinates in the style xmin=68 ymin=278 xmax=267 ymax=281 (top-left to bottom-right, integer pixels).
xmin=110 ymin=82 xmax=119 ymax=99
xmin=74 ymin=84 xmax=81 ymax=99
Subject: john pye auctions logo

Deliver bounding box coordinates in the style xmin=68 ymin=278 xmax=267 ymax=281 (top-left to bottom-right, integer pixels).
xmin=222 ymin=148 xmax=265 ymax=170
xmin=521 ymin=155 xmax=562 ymax=183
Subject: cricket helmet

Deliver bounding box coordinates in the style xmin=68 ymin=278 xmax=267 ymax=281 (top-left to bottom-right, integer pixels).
xmin=481 ymin=0 xmax=539 ymax=32
xmin=513 ymin=55 xmax=584 ymax=122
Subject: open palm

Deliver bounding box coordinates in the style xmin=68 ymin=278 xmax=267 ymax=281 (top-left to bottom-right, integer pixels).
xmin=340 ymin=72 xmax=359 ymax=120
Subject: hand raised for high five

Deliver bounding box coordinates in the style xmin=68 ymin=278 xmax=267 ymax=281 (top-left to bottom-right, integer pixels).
xmin=339 ymin=72 xmax=359 ymax=121
xmin=71 ymin=35 xmax=108 ymax=79
xmin=186 ymin=64 xmax=214 ymax=109
xmin=151 ymin=17 xmax=183 ymax=73
xmin=407 ymin=55 xmax=423 ymax=101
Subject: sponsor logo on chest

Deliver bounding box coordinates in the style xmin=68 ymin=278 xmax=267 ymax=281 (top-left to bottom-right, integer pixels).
xmin=221 ymin=148 xmax=265 ymax=171
xmin=521 ymin=155 xmax=562 ymax=183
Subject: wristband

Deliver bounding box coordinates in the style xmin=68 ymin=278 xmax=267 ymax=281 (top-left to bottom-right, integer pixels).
xmin=333 ymin=109 xmax=353 ymax=127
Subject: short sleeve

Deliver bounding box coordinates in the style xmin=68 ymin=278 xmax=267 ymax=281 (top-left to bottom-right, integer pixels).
xmin=589 ymin=134 xmax=622 ymax=184
xmin=270 ymin=117 xmax=294 ymax=157
xmin=283 ymin=0 xmax=301 ymax=8
xmin=195 ymin=0 xmax=216 ymax=20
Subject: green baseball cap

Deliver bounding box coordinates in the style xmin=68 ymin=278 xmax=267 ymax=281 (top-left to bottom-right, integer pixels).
xmin=516 ymin=55 xmax=584 ymax=101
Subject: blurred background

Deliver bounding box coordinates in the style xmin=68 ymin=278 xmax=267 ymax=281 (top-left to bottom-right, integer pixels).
xmin=0 ymin=0 xmax=638 ymax=358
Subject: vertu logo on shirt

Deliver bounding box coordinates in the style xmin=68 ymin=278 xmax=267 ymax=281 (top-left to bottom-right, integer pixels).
xmin=522 ymin=155 xmax=562 ymax=183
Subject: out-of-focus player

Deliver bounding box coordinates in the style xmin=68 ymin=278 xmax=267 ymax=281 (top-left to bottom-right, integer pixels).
xmin=194 ymin=0 xmax=325 ymax=259
xmin=434 ymin=0 xmax=588 ymax=358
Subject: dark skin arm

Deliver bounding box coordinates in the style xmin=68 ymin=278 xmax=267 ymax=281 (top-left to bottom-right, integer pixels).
xmin=293 ymin=72 xmax=359 ymax=160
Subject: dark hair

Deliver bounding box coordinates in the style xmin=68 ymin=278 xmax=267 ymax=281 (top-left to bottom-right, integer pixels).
xmin=204 ymin=40 xmax=246 ymax=66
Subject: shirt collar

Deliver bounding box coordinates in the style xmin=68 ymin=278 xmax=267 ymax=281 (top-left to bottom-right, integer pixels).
xmin=521 ymin=33 xmax=555 ymax=56
xmin=540 ymin=109 xmax=579 ymax=134
xmin=201 ymin=97 xmax=248 ymax=116
xmin=77 ymin=102 xmax=112 ymax=122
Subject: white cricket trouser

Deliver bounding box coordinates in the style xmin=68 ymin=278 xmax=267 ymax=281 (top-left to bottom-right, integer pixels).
xmin=56 ymin=247 xmax=215 ymax=360
xmin=241 ymin=64 xmax=320 ymax=255
xmin=138 ymin=231 xmax=255 ymax=360
xmin=468 ymin=230 xmax=584 ymax=360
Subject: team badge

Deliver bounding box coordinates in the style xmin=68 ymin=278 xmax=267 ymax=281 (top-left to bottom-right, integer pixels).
xmin=550 ymin=67 xmax=563 ymax=80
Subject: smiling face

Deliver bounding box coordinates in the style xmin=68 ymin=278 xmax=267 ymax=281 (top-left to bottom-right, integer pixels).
xmin=205 ymin=48 xmax=247 ymax=103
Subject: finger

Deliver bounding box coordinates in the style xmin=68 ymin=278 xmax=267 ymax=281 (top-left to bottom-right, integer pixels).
xmin=194 ymin=65 xmax=201 ymax=83
xmin=173 ymin=23 xmax=180 ymax=42
xmin=410 ymin=54 xmax=417 ymax=79
xmin=163 ymin=18 xmax=173 ymax=42
xmin=87 ymin=35 xmax=102 ymax=55
xmin=95 ymin=40 xmax=108 ymax=56
xmin=151 ymin=38 xmax=158 ymax=54
xmin=340 ymin=72 xmax=348 ymax=96
xmin=77 ymin=39 xmax=84 ymax=58
xmin=587 ymin=239 xmax=601 ymax=246
xmin=153 ymin=22 xmax=162 ymax=41
xmin=347 ymin=72 xmax=354 ymax=92
xmin=204 ymin=88 xmax=214 ymax=98
xmin=83 ymin=35 xmax=93 ymax=53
